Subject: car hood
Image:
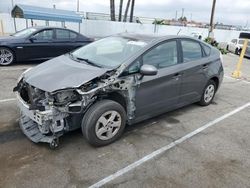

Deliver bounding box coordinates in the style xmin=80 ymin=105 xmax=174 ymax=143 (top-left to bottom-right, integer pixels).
xmin=23 ymin=55 xmax=109 ymax=92
xmin=0 ymin=36 xmax=22 ymax=42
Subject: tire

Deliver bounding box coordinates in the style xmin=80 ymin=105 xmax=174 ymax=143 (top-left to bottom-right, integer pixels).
xmin=199 ymin=80 xmax=217 ymax=106
xmin=0 ymin=47 xmax=15 ymax=66
xmin=235 ymin=48 xmax=239 ymax=55
xmin=81 ymin=100 xmax=126 ymax=147
xmin=238 ymin=49 xmax=242 ymax=55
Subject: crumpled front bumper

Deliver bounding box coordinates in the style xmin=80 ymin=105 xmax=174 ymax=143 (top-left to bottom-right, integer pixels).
xmin=16 ymin=93 xmax=64 ymax=145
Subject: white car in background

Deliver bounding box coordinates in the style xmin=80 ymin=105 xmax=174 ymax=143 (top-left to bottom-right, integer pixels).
xmin=227 ymin=38 xmax=250 ymax=56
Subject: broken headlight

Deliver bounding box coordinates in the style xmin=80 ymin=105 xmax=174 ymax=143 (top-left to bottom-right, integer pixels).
xmin=53 ymin=90 xmax=81 ymax=106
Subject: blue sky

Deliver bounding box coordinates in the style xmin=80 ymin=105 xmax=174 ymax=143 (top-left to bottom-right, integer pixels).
xmin=1 ymin=0 xmax=250 ymax=26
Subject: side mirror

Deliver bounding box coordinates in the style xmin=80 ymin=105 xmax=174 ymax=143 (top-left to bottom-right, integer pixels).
xmin=29 ymin=36 xmax=37 ymax=42
xmin=139 ymin=64 xmax=158 ymax=77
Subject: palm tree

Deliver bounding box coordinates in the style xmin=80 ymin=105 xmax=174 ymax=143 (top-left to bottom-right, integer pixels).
xmin=123 ymin=0 xmax=131 ymax=22
xmin=110 ymin=0 xmax=116 ymax=21
xmin=118 ymin=0 xmax=123 ymax=22
xmin=129 ymin=0 xmax=135 ymax=22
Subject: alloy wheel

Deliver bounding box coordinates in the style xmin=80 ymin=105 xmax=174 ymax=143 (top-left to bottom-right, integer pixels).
xmin=0 ymin=48 xmax=14 ymax=65
xmin=95 ymin=110 xmax=122 ymax=140
xmin=204 ymin=84 xmax=215 ymax=103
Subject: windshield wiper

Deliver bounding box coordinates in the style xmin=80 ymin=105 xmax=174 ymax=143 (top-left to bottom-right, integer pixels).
xmin=69 ymin=53 xmax=102 ymax=68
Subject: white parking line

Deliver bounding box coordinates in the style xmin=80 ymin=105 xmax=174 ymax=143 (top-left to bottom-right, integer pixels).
xmin=224 ymin=75 xmax=250 ymax=84
xmin=0 ymin=67 xmax=32 ymax=71
xmin=0 ymin=98 xmax=16 ymax=103
xmin=89 ymin=102 xmax=250 ymax=188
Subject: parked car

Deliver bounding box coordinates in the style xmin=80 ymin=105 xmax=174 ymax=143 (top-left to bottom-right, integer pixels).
xmin=0 ymin=26 xmax=93 ymax=65
xmin=226 ymin=38 xmax=250 ymax=57
xmin=14 ymin=33 xmax=224 ymax=148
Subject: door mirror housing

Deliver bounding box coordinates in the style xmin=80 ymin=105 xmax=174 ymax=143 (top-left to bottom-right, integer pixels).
xmin=140 ymin=64 xmax=158 ymax=76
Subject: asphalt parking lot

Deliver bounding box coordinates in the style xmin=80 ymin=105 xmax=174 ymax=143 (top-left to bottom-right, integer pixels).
xmin=0 ymin=54 xmax=250 ymax=188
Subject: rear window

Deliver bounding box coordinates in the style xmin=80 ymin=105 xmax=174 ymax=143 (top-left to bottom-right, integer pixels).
xmin=181 ymin=40 xmax=202 ymax=62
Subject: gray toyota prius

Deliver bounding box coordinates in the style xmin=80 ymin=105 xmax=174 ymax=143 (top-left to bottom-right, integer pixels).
xmin=14 ymin=33 xmax=224 ymax=148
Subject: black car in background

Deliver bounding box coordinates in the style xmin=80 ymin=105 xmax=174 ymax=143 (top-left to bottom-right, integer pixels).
xmin=0 ymin=27 xmax=93 ymax=65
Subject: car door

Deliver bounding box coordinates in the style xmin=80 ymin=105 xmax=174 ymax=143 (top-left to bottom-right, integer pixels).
xmin=228 ymin=39 xmax=237 ymax=52
xmin=178 ymin=39 xmax=210 ymax=105
xmin=132 ymin=40 xmax=182 ymax=120
xmin=53 ymin=29 xmax=80 ymax=56
xmin=23 ymin=29 xmax=55 ymax=60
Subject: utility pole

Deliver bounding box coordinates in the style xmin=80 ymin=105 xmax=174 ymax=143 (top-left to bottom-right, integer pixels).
xmin=11 ymin=0 xmax=17 ymax=32
xmin=209 ymin=0 xmax=216 ymax=38
xmin=181 ymin=8 xmax=184 ymax=19
xmin=77 ymin=0 xmax=79 ymax=12
xmin=175 ymin=10 xmax=178 ymax=21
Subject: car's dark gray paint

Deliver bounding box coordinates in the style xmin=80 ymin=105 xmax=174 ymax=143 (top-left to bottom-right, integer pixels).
xmin=24 ymin=55 xmax=108 ymax=92
xmin=24 ymin=34 xmax=223 ymax=119
xmin=16 ymin=33 xmax=224 ymax=147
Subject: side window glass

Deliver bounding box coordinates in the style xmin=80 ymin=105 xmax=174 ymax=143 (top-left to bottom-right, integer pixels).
xmin=201 ymin=43 xmax=211 ymax=56
xmin=56 ymin=29 xmax=70 ymax=40
xmin=128 ymin=59 xmax=141 ymax=74
xmin=181 ymin=40 xmax=202 ymax=62
xmin=231 ymin=39 xmax=237 ymax=44
xmin=142 ymin=41 xmax=178 ymax=69
xmin=33 ymin=30 xmax=53 ymax=40
xmin=70 ymin=32 xmax=77 ymax=39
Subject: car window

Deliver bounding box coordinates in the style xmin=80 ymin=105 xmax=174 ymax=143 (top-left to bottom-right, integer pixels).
xmin=70 ymin=32 xmax=78 ymax=39
xmin=33 ymin=30 xmax=53 ymax=40
xmin=127 ymin=59 xmax=141 ymax=74
xmin=231 ymin=39 xmax=237 ymax=43
xmin=96 ymin=40 xmax=124 ymax=55
xmin=56 ymin=29 xmax=70 ymax=40
xmin=142 ymin=40 xmax=178 ymax=69
xmin=201 ymin=43 xmax=211 ymax=56
xmin=238 ymin=40 xmax=244 ymax=45
xmin=181 ymin=40 xmax=202 ymax=62
xmin=72 ymin=37 xmax=147 ymax=68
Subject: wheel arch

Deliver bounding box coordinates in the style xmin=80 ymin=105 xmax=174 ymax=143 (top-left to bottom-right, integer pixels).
xmin=101 ymin=91 xmax=127 ymax=112
xmin=209 ymin=76 xmax=219 ymax=91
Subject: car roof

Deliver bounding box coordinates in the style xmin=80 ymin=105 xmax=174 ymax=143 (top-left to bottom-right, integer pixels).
xmin=114 ymin=33 xmax=201 ymax=44
xmin=27 ymin=26 xmax=77 ymax=32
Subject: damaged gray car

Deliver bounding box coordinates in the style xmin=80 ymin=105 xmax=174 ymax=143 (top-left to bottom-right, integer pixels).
xmin=14 ymin=33 xmax=224 ymax=148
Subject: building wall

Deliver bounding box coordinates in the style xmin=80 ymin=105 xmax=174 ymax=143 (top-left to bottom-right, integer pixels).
xmin=0 ymin=13 xmax=242 ymax=42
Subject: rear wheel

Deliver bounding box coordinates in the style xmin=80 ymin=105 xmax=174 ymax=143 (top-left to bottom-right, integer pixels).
xmin=0 ymin=47 xmax=14 ymax=66
xmin=199 ymin=80 xmax=216 ymax=106
xmin=81 ymin=100 xmax=126 ymax=147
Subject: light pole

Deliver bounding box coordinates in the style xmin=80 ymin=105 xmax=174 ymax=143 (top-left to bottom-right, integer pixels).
xmin=209 ymin=0 xmax=216 ymax=39
xmin=11 ymin=0 xmax=17 ymax=32
xmin=77 ymin=0 xmax=79 ymax=12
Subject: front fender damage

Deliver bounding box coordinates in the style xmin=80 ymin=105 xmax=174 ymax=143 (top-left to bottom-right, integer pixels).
xmin=16 ymin=64 xmax=142 ymax=148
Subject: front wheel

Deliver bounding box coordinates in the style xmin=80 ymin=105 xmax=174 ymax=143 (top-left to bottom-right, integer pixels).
xmin=81 ymin=100 xmax=126 ymax=147
xmin=0 ymin=47 xmax=14 ymax=66
xmin=199 ymin=80 xmax=216 ymax=106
